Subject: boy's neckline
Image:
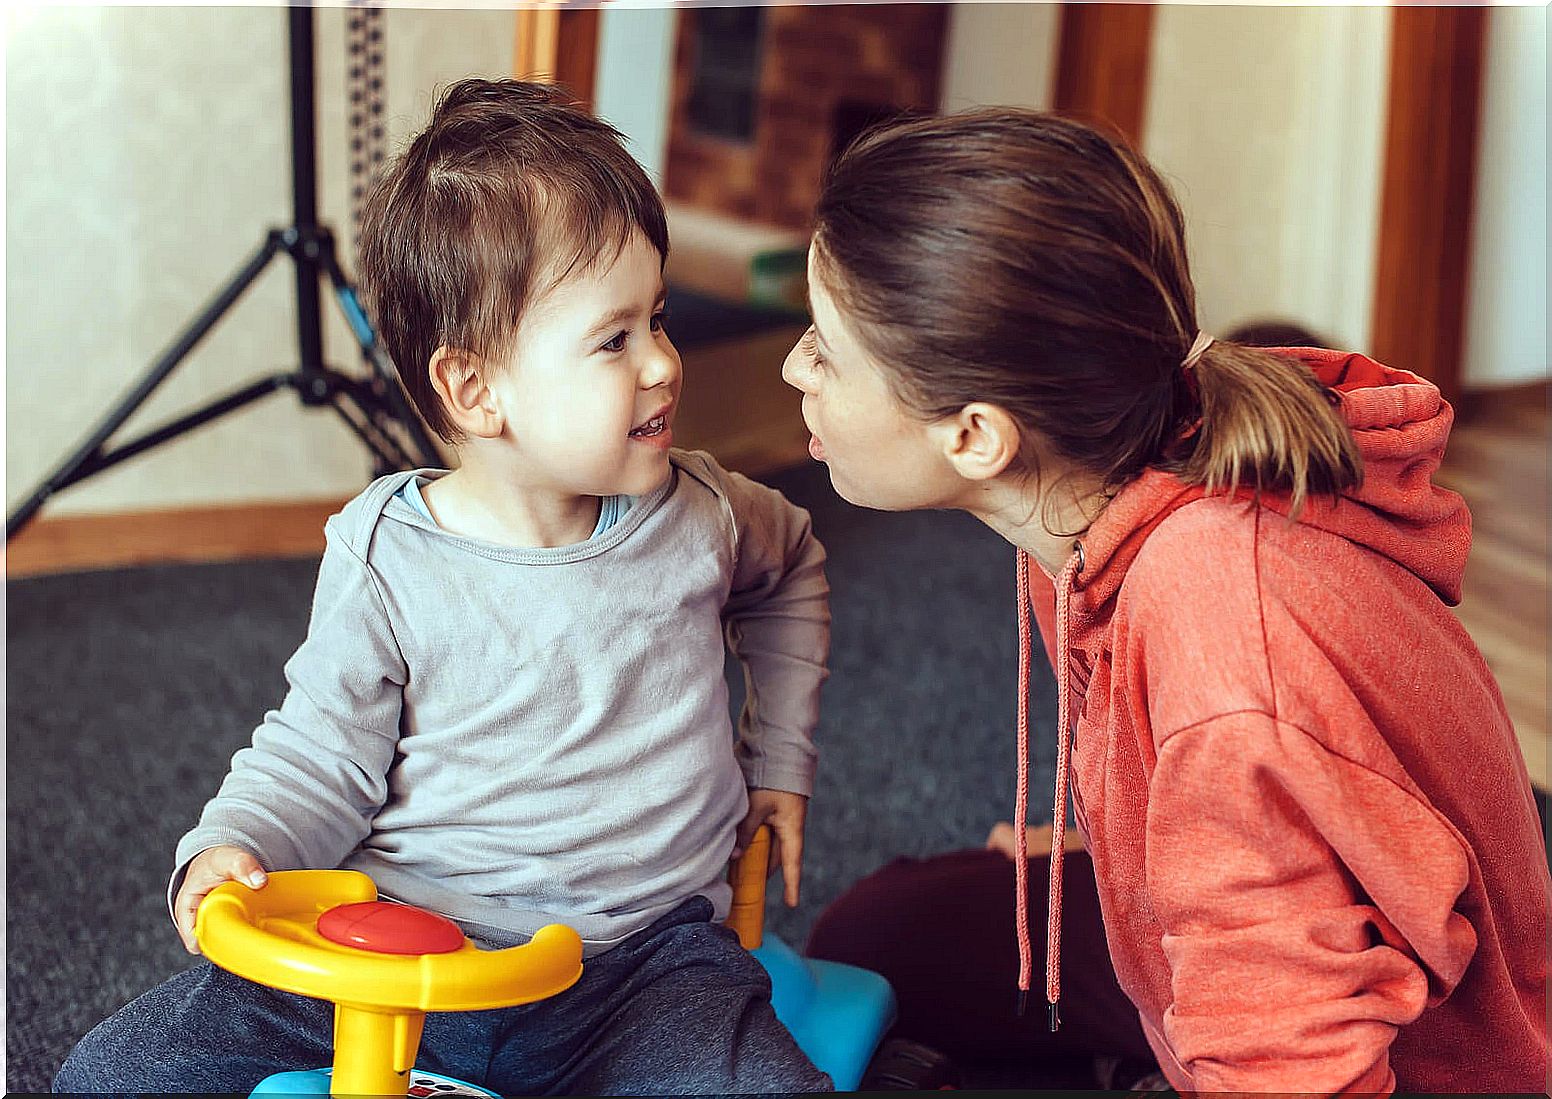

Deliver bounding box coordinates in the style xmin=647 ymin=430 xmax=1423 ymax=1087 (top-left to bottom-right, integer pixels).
xmin=381 ymin=466 xmax=677 ymax=565
xmin=402 ymin=475 xmax=632 ymax=545
xmin=419 ymin=465 xmax=639 ymax=549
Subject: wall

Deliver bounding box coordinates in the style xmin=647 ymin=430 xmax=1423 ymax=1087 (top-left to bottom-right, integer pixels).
xmin=5 ymin=5 xmax=514 ymax=518
xmin=663 ymin=4 xmax=948 ymax=231
xmin=939 ymin=3 xmax=1060 ymax=113
xmin=10 ymin=3 xmax=1539 ymax=524
xmin=939 ymin=4 xmax=1397 ymax=355
xmin=1144 ymin=5 xmax=1391 ymax=351
xmin=1462 ymin=3 xmax=1548 ymax=388
xmin=592 ymin=6 xmax=678 ymax=188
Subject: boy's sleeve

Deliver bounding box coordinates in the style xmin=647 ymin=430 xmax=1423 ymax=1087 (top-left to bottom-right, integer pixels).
xmin=166 ymin=514 xmax=406 ymax=919
xmin=710 ymin=461 xmax=829 ymax=796
xmin=1146 ymin=710 xmax=1479 ymax=1094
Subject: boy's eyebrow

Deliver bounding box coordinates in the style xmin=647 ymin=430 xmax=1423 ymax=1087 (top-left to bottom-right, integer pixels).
xmin=581 ymin=287 xmax=668 ymax=343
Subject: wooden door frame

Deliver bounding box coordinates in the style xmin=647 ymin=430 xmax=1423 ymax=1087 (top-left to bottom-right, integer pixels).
xmin=1370 ymin=4 xmax=1488 ymax=403
xmin=1052 ymin=3 xmax=1156 ymax=146
xmin=515 ymin=6 xmax=601 ymax=113
xmin=555 ymin=8 xmax=601 ymax=111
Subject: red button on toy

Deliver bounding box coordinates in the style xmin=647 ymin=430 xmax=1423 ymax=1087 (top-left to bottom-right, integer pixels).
xmin=317 ymin=901 xmax=465 ymax=955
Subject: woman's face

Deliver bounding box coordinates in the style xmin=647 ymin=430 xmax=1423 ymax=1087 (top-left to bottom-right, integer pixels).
xmin=781 ymin=253 xmax=960 ymax=511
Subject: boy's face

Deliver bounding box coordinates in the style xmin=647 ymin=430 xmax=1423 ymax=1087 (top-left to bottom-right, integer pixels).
xmin=491 ymin=230 xmax=680 ymax=498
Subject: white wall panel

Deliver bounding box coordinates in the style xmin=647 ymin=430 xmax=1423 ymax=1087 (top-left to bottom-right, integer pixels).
xmin=1143 ymin=5 xmax=1389 ymax=351
xmin=6 ymin=6 xmax=514 ymax=516
xmin=1462 ymin=4 xmax=1548 ymax=388
xmin=940 ymin=2 xmax=1060 ymax=112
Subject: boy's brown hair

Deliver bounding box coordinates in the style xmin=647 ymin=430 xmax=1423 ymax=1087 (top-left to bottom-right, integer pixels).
xmin=358 ymin=79 xmax=669 ymax=442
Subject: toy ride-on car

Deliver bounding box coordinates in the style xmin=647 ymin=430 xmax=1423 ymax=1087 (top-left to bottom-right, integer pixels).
xmin=194 ymin=826 xmax=951 ymax=1096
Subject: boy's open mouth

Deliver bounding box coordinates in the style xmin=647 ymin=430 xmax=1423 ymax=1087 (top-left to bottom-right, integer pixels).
xmin=628 ymin=413 xmax=669 ymax=438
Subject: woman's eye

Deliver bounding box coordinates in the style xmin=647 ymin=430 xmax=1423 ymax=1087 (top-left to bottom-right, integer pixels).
xmin=650 ymin=309 xmax=668 ymax=333
xmin=601 ymin=331 xmax=628 ymax=353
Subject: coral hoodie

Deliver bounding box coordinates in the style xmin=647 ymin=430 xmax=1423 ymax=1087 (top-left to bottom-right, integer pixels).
xmin=1019 ymin=350 xmax=1549 ymax=1093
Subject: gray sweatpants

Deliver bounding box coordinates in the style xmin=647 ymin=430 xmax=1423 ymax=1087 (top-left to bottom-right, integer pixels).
xmin=54 ymin=896 xmax=832 ymax=1096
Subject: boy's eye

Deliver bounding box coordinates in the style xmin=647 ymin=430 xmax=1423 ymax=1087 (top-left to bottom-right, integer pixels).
xmin=601 ymin=331 xmax=628 ymax=353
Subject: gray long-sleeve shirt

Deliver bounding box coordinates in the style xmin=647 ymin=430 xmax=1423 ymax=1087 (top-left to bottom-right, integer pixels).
xmin=171 ymin=450 xmax=828 ymax=954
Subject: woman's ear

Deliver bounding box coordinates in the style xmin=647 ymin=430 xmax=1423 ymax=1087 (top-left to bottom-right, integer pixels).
xmin=429 ymin=346 xmax=503 ymax=439
xmin=932 ymin=401 xmax=1021 ymax=481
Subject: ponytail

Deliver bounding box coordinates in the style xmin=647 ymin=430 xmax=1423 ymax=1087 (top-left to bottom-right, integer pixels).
xmin=1174 ymin=342 xmax=1362 ymax=518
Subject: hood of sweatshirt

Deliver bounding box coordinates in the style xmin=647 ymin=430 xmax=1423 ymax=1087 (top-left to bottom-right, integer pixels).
xmin=1072 ymin=349 xmax=1471 ymax=610
xmin=1016 ymin=349 xmax=1474 ymax=1023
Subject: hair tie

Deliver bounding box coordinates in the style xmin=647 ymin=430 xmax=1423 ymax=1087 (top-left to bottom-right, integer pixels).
xmin=1182 ymin=331 xmax=1214 ymax=371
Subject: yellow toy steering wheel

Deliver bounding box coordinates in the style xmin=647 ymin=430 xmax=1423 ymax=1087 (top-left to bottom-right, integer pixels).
xmin=195 ymin=869 xmax=583 ymax=1097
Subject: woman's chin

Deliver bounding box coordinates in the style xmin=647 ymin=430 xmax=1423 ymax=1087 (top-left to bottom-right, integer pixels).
xmin=827 ymin=468 xmax=938 ymax=513
xmin=826 ymin=469 xmax=883 ymax=510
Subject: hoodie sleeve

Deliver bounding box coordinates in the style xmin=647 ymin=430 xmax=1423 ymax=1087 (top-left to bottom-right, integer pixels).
xmin=1146 ymin=710 xmax=1479 ymax=1094
xmin=166 ymin=514 xmax=406 ymax=922
xmin=700 ymin=458 xmax=829 ymax=796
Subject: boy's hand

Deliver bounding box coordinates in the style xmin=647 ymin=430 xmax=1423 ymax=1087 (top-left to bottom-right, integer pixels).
xmin=173 ymin=844 xmax=267 ymax=955
xmin=733 ymin=789 xmax=808 ymax=908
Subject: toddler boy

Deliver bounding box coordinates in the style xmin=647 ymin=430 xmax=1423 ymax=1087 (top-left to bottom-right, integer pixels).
xmin=54 ymin=79 xmax=831 ymax=1097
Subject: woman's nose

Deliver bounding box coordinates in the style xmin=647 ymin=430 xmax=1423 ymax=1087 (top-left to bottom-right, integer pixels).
xmin=781 ymin=344 xmax=811 ymax=393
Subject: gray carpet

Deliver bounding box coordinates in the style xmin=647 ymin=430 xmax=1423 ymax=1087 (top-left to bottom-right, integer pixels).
xmin=6 ymin=459 xmax=1059 ymax=1094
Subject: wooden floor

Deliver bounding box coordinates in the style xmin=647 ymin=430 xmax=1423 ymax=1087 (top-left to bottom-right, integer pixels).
xmin=1437 ymin=386 xmax=1549 ymax=788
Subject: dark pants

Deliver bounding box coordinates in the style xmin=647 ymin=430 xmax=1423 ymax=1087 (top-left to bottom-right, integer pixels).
xmin=806 ymin=848 xmax=1155 ymax=1084
xmin=55 ymin=897 xmax=831 ymax=1096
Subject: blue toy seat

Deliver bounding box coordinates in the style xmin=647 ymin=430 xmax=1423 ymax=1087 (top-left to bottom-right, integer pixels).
xmin=752 ymin=934 xmax=898 ymax=1092
xmin=252 ymin=1066 xmax=496 ymax=1097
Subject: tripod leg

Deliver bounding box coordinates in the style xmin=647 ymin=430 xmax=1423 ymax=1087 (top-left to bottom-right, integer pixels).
xmin=322 ymin=254 xmax=444 ymax=467
xmin=73 ymin=375 xmax=295 ymax=483
xmin=329 ymin=378 xmax=420 ymax=476
xmin=6 ymin=235 xmax=283 ymax=539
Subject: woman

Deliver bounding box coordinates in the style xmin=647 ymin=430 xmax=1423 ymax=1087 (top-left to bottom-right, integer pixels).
xmin=782 ymin=109 xmax=1549 ymax=1093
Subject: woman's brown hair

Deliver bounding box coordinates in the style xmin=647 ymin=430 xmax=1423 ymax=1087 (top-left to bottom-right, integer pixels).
xmin=812 ymin=109 xmax=1361 ymax=519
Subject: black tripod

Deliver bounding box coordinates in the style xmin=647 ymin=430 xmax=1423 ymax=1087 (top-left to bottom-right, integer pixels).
xmin=5 ymin=4 xmax=441 ymax=539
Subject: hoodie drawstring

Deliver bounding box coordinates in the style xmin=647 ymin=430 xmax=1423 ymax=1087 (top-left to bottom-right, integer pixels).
xmin=1015 ymin=546 xmax=1080 ymax=1032
xmin=1013 ymin=550 xmax=1034 ymax=1015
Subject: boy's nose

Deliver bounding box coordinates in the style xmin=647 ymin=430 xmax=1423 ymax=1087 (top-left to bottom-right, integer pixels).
xmin=642 ymin=344 xmax=681 ymax=389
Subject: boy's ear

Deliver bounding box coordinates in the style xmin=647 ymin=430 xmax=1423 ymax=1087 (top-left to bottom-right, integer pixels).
xmin=931 ymin=401 xmax=1021 ymax=482
xmin=428 ymin=346 xmax=503 ymax=439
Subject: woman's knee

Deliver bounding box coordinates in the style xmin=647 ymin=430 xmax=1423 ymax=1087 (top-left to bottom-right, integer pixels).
xmin=808 ymin=850 xmax=1018 ymax=963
